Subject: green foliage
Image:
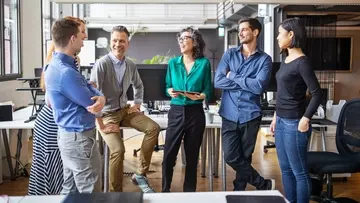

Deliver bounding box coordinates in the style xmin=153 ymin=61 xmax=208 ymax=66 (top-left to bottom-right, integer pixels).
xmin=142 ymin=50 xmax=174 ymax=64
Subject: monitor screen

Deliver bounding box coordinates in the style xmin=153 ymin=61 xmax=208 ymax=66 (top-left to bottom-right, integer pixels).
xmin=34 ymin=68 xmax=43 ymax=77
xmin=127 ymin=64 xmax=169 ymax=102
xmin=266 ymin=62 xmax=281 ymax=92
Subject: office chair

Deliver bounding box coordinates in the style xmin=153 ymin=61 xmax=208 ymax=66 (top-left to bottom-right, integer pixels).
xmin=308 ymin=98 xmax=360 ymax=203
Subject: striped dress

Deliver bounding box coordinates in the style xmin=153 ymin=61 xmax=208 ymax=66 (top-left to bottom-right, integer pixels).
xmin=28 ymin=104 xmax=63 ymax=195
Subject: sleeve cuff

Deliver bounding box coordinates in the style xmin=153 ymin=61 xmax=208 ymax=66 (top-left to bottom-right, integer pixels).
xmin=95 ymin=89 xmax=104 ymax=97
xmin=89 ymin=85 xmax=103 ymax=96
xmin=134 ymin=99 xmax=143 ymax=104
xmin=304 ymin=112 xmax=312 ymax=120
xmin=95 ymin=112 xmax=103 ymax=118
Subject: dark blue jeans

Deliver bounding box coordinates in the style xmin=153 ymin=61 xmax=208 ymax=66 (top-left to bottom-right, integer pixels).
xmin=275 ymin=116 xmax=312 ymax=203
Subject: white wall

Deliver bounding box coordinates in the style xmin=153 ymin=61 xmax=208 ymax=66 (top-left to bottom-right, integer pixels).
xmin=60 ymin=4 xmax=73 ymax=18
xmin=0 ymin=0 xmax=42 ymax=108
xmin=0 ymin=0 xmax=42 ymax=178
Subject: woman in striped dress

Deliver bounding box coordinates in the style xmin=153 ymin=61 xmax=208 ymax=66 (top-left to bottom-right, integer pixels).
xmin=28 ymin=16 xmax=87 ymax=195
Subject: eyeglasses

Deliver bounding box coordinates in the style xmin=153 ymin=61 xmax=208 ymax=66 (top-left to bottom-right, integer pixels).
xmin=178 ymin=36 xmax=192 ymax=43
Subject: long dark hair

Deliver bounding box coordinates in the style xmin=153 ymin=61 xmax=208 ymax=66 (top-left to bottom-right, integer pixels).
xmin=177 ymin=27 xmax=206 ymax=59
xmin=279 ymin=17 xmax=307 ymax=56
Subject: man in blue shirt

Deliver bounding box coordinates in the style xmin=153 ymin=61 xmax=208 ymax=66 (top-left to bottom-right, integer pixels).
xmin=214 ymin=18 xmax=275 ymax=191
xmin=44 ymin=18 xmax=114 ymax=194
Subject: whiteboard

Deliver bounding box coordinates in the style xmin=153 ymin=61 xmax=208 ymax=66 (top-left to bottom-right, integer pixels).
xmin=46 ymin=40 xmax=96 ymax=66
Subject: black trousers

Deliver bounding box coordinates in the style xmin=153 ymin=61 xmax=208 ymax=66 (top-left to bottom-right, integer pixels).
xmin=222 ymin=116 xmax=267 ymax=191
xmin=162 ymin=104 xmax=205 ymax=192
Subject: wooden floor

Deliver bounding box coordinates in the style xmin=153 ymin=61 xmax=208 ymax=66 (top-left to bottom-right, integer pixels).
xmin=0 ymin=129 xmax=359 ymax=201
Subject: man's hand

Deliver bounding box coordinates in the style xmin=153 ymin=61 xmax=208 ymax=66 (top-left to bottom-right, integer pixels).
xmin=87 ymin=96 xmax=106 ymax=114
xmin=225 ymin=66 xmax=231 ymax=78
xmin=89 ymin=81 xmax=97 ymax=88
xmin=226 ymin=71 xmax=231 ymax=78
xmin=96 ymin=118 xmax=119 ymax=133
xmin=183 ymin=93 xmax=205 ymax=101
xmin=167 ymin=88 xmax=180 ymax=98
xmin=101 ymin=123 xmax=120 ymax=133
xmin=127 ymin=104 xmax=141 ymax=114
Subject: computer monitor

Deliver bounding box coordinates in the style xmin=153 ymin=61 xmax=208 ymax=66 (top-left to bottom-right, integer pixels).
xmin=34 ymin=68 xmax=43 ymax=77
xmin=266 ymin=62 xmax=281 ymax=92
xmin=126 ymin=64 xmax=169 ymax=102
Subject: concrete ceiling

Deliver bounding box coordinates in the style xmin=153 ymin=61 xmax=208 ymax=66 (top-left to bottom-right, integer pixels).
xmin=51 ymin=0 xmax=360 ymax=5
xmin=284 ymin=5 xmax=360 ymax=26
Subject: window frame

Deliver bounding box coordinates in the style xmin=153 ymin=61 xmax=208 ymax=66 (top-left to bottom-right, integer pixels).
xmin=0 ymin=0 xmax=22 ymax=82
xmin=42 ymin=0 xmax=59 ymax=66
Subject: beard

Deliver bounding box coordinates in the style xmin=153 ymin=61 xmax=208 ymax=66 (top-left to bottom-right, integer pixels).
xmin=240 ymin=39 xmax=251 ymax=44
xmin=240 ymin=36 xmax=254 ymax=44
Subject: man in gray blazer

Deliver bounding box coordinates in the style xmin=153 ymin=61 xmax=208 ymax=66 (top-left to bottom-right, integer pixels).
xmin=90 ymin=26 xmax=160 ymax=193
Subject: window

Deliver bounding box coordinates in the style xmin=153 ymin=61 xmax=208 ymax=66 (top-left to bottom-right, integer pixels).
xmin=41 ymin=0 xmax=60 ymax=65
xmin=0 ymin=0 xmax=21 ymax=81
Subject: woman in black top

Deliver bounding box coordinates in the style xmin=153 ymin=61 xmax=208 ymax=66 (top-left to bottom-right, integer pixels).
xmin=270 ymin=18 xmax=322 ymax=203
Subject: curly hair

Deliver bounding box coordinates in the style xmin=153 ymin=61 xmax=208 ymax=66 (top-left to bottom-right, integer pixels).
xmin=177 ymin=27 xmax=206 ymax=59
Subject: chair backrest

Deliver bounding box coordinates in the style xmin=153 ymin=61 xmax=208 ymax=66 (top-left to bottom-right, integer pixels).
xmin=336 ymin=98 xmax=360 ymax=161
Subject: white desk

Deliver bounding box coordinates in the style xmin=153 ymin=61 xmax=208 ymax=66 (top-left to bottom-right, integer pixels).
xmin=0 ymin=107 xmax=34 ymax=180
xmin=7 ymin=190 xmax=288 ymax=203
xmin=0 ymin=107 xmax=35 ymax=129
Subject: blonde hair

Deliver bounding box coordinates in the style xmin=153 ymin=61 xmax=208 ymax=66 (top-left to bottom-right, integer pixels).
xmin=41 ymin=16 xmax=86 ymax=90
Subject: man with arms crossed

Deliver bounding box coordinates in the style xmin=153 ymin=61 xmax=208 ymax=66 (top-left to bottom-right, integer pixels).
xmin=214 ymin=18 xmax=275 ymax=191
xmin=45 ymin=18 xmax=117 ymax=194
xmin=90 ymin=25 xmax=160 ymax=193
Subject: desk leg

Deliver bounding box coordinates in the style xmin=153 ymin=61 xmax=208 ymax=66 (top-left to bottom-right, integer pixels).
xmin=30 ymin=90 xmax=37 ymax=116
xmin=211 ymin=129 xmax=216 ymax=177
xmin=2 ymin=129 xmax=15 ymax=180
xmin=103 ymin=142 xmax=109 ymax=192
xmin=214 ymin=128 xmax=220 ymax=178
xmin=98 ymin=131 xmax=103 ymax=155
xmin=321 ymin=128 xmax=327 ymax=151
xmin=221 ymin=131 xmax=227 ymax=191
xmin=207 ymin=129 xmax=213 ymax=191
xmin=308 ymin=130 xmax=315 ymax=151
xmin=201 ymin=130 xmax=207 ymax=178
xmin=14 ymin=129 xmax=23 ymax=176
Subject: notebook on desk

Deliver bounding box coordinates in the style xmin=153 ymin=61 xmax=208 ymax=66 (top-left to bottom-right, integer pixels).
xmin=226 ymin=195 xmax=287 ymax=203
xmin=62 ymin=192 xmax=143 ymax=203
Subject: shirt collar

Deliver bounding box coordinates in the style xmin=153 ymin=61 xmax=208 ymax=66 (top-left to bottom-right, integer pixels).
xmin=176 ymin=55 xmax=198 ymax=66
xmin=108 ymin=51 xmax=125 ymax=65
xmin=53 ymin=52 xmax=76 ymax=67
xmin=237 ymin=44 xmax=261 ymax=55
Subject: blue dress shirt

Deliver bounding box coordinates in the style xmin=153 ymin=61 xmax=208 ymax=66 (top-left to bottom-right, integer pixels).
xmin=214 ymin=46 xmax=272 ymax=124
xmin=44 ymin=52 xmax=103 ymax=132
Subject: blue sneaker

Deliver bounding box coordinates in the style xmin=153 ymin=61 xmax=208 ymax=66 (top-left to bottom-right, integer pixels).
xmin=131 ymin=174 xmax=156 ymax=193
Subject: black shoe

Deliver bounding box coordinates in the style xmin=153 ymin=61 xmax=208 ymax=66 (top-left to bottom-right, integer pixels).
xmin=265 ymin=179 xmax=276 ymax=190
